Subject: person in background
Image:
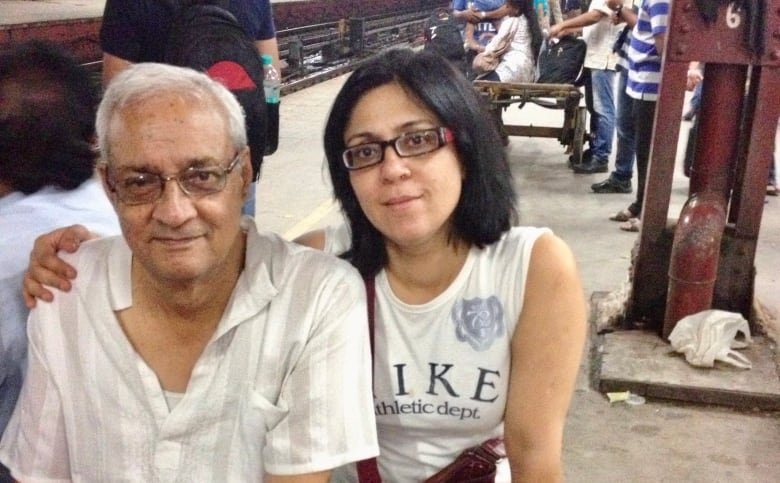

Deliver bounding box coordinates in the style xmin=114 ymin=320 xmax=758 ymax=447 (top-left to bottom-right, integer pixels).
xmin=591 ymin=0 xmax=638 ymax=194
xmin=0 ymin=41 xmax=120 ymax=483
xmin=0 ymin=63 xmax=377 ymax=482
xmin=477 ymin=0 xmax=543 ymax=83
xmin=548 ymin=0 xmax=630 ymax=175
xmin=23 ymin=49 xmax=587 ymax=481
xmin=100 ymin=0 xmax=281 ymax=217
xmin=452 ymin=0 xmax=510 ymax=52
xmin=607 ymin=0 xmax=669 ymax=232
xmin=534 ymin=0 xmax=564 ymax=32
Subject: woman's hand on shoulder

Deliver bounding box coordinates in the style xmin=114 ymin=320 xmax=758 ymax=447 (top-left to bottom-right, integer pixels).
xmin=23 ymin=224 xmax=94 ymax=308
xmin=504 ymin=232 xmax=587 ymax=481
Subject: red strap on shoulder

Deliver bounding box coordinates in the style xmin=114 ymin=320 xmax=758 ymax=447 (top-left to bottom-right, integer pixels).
xmin=357 ymin=277 xmax=381 ymax=483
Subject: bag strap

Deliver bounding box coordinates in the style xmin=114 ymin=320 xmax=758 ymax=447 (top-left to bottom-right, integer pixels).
xmin=357 ymin=277 xmax=382 ymax=483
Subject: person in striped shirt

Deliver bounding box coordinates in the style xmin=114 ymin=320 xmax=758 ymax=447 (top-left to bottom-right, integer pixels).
xmin=608 ymin=0 xmax=668 ymax=231
xmin=0 ymin=63 xmax=378 ymax=482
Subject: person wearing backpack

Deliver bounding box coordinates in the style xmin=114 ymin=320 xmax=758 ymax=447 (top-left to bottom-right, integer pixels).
xmin=99 ymin=0 xmax=280 ymax=217
xmin=100 ymin=0 xmax=279 ymax=87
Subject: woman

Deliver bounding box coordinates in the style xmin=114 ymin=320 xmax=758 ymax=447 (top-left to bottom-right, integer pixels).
xmin=478 ymin=0 xmax=543 ymax=83
xmin=24 ymin=49 xmax=586 ymax=481
xmin=320 ymin=47 xmax=586 ymax=481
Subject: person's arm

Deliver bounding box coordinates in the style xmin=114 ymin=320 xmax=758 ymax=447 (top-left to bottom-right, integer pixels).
xmin=484 ymin=4 xmax=511 ymax=20
xmin=266 ymin=471 xmax=331 ymax=483
xmin=22 ymin=225 xmax=94 ymax=308
xmin=686 ymin=61 xmax=703 ymax=91
xmin=608 ymin=0 xmax=637 ymax=27
xmin=452 ymin=2 xmax=482 ymax=24
xmin=255 ymin=37 xmax=281 ymax=72
xmin=654 ymin=32 xmax=666 ymax=57
xmin=548 ymin=9 xmax=606 ymax=38
xmin=503 ymin=233 xmax=587 ymax=481
xmin=101 ymin=52 xmax=132 ymax=88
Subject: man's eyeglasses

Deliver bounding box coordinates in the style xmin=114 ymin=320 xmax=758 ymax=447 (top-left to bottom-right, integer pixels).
xmin=342 ymin=127 xmax=455 ymax=171
xmin=105 ymin=152 xmax=243 ymax=205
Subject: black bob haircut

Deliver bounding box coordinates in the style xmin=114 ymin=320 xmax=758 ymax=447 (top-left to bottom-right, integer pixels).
xmin=323 ymin=48 xmax=517 ymax=277
xmin=0 ymin=40 xmax=99 ymax=194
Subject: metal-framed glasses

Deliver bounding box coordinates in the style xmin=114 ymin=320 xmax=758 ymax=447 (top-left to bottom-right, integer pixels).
xmin=105 ymin=152 xmax=242 ymax=205
xmin=342 ymin=127 xmax=455 ymax=170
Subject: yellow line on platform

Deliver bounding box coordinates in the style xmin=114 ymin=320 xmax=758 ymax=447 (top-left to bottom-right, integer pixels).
xmin=282 ymin=199 xmax=338 ymax=241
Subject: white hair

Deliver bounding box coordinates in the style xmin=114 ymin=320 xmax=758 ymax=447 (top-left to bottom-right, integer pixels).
xmin=95 ymin=62 xmax=247 ymax=161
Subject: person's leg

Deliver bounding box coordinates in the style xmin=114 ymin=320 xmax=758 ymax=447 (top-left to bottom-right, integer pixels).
xmin=575 ymin=68 xmax=615 ymax=173
xmin=593 ymin=67 xmax=634 ymax=192
xmin=683 ymin=81 xmax=702 ymax=121
xmin=628 ymin=98 xmax=657 ymax=218
xmin=464 ymin=22 xmax=483 ymax=52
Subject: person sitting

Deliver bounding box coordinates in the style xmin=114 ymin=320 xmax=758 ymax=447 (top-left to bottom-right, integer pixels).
xmin=0 ymin=62 xmax=378 ymax=482
xmin=478 ymin=0 xmax=543 ymax=83
xmin=23 ymin=49 xmax=587 ymax=480
xmin=452 ymin=0 xmax=510 ymax=52
xmin=0 ymin=41 xmax=120 ymax=471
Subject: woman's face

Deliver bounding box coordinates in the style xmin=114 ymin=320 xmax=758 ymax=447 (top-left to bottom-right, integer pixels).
xmin=344 ymin=82 xmax=463 ymax=251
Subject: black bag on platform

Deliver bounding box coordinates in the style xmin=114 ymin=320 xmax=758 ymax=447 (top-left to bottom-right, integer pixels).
xmin=536 ymin=35 xmax=587 ymax=85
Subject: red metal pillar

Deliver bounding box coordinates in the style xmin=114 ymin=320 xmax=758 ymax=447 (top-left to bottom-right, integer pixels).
xmin=628 ymin=0 xmax=780 ymax=334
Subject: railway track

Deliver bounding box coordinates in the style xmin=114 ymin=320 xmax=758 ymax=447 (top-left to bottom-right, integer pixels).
xmin=76 ymin=9 xmax=434 ymax=95
xmin=276 ymin=9 xmax=431 ymax=95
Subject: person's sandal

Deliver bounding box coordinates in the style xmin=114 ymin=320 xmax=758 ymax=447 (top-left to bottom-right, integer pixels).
xmin=609 ymin=209 xmax=634 ymax=222
xmin=619 ymin=217 xmax=641 ymax=232
xmin=768 ymin=184 xmax=778 ymax=197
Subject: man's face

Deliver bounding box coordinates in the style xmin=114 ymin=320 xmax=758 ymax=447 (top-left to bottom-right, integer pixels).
xmin=101 ymin=92 xmax=251 ymax=286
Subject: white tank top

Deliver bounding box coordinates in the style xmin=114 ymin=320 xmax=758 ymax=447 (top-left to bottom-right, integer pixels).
xmin=331 ymin=226 xmax=550 ymax=481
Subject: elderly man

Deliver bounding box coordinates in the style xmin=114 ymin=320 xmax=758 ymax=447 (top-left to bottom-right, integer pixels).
xmin=0 ymin=63 xmax=377 ymax=482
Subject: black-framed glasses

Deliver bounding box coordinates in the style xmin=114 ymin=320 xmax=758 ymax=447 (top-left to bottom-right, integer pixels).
xmin=105 ymin=152 xmax=243 ymax=205
xmin=342 ymin=127 xmax=455 ymax=171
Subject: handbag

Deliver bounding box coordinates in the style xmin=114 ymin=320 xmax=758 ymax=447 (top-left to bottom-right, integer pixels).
xmin=472 ymin=17 xmax=520 ymax=76
xmin=356 ymin=279 xmax=506 ymax=483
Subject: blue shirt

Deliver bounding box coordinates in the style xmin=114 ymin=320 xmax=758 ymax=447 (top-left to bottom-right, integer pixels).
xmin=626 ymin=0 xmax=669 ymax=100
xmin=0 ymin=180 xmax=120 ymax=437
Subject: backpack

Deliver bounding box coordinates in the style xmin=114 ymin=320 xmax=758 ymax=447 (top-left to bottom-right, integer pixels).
xmin=163 ymin=0 xmax=276 ymax=178
xmin=424 ymin=8 xmax=465 ymax=66
xmin=535 ymin=35 xmax=587 ymax=85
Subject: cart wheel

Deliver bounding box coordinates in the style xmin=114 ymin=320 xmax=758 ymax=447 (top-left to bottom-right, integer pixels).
xmin=571 ymin=106 xmax=587 ymax=165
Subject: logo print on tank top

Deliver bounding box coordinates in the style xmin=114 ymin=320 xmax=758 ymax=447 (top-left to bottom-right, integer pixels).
xmin=451 ymin=296 xmax=505 ymax=351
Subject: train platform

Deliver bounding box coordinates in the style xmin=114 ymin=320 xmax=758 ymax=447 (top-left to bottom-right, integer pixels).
xmin=260 ymin=73 xmax=780 ymax=481
xmin=1 ymin=0 xmax=778 ymax=478
xmin=0 ymin=0 xmax=103 ymax=25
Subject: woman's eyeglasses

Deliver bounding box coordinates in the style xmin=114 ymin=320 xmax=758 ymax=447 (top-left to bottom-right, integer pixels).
xmin=342 ymin=127 xmax=455 ymax=171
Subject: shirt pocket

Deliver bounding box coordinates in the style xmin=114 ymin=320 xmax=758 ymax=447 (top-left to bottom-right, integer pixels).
xmin=238 ymin=390 xmax=287 ymax=466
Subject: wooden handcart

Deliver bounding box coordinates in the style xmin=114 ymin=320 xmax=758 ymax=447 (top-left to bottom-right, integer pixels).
xmin=473 ymin=80 xmax=588 ymax=165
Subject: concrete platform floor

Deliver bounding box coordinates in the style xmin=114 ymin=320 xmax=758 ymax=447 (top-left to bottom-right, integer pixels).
xmin=596 ymin=296 xmax=780 ymax=411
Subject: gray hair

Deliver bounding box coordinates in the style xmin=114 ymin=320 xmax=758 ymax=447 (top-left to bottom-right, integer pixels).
xmin=95 ymin=63 xmax=247 ymax=161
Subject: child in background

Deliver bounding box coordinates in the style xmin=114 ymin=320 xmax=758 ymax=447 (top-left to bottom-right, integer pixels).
xmin=453 ymin=0 xmax=508 ymax=52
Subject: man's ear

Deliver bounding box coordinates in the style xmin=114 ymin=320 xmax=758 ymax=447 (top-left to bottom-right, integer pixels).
xmin=240 ymin=148 xmax=253 ymax=193
xmin=96 ymin=163 xmax=118 ymax=206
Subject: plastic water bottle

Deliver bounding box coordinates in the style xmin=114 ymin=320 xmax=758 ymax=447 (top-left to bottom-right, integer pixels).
xmin=261 ymin=54 xmax=280 ymax=103
xmin=261 ymin=54 xmax=280 ymax=155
